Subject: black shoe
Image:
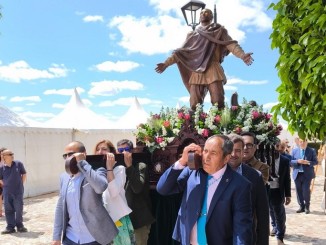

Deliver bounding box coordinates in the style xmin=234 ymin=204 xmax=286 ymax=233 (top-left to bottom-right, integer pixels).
xmin=17 ymin=226 xmax=28 ymax=232
xmin=1 ymin=228 xmax=16 ymax=234
xmin=277 ymin=238 xmax=284 ymax=245
xmin=305 ymin=208 xmax=310 ymax=214
xmin=296 ymin=208 xmax=305 ymax=213
xmin=271 ymin=227 xmax=276 ymax=236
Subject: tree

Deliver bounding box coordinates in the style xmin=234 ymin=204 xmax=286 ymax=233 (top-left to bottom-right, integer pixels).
xmin=269 ymin=0 xmax=326 ymax=140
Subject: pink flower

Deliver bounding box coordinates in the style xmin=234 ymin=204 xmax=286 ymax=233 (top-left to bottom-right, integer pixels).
xmin=234 ymin=127 xmax=242 ymax=134
xmin=214 ymin=115 xmax=221 ymax=123
xmin=200 ymin=113 xmax=207 ymax=120
xmin=156 ymin=137 xmax=164 ymax=143
xmin=163 ymin=121 xmax=170 ymax=128
xmin=252 ymin=110 xmax=260 ymax=119
xmin=184 ymin=114 xmax=191 ymax=120
xmin=202 ymin=129 xmax=209 ymax=137
xmin=178 ymin=112 xmax=184 ymax=119
xmin=231 ymin=106 xmax=238 ymax=111
xmin=265 ymin=113 xmax=272 ymax=120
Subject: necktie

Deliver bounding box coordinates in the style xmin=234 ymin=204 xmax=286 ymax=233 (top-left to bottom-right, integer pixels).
xmin=197 ymin=175 xmax=212 ymax=245
xmin=301 ymin=149 xmax=305 ymax=159
xmin=299 ymin=149 xmax=305 ymax=172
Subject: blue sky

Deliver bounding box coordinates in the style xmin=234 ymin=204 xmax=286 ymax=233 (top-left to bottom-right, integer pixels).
xmin=0 ymin=0 xmax=281 ymax=125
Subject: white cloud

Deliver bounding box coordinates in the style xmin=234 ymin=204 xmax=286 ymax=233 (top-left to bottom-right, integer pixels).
xmin=89 ymin=80 xmax=144 ymax=96
xmin=83 ymin=15 xmax=104 ymax=22
xmin=93 ymin=60 xmax=140 ymax=72
xmin=0 ymin=96 xmax=6 ymax=100
xmin=109 ymin=0 xmax=272 ymax=55
xmin=178 ymin=96 xmax=189 ymax=103
xmin=263 ymin=102 xmax=278 ymax=110
xmin=0 ymin=61 xmax=70 ymax=83
xmin=52 ymin=103 xmax=65 ymax=109
xmin=227 ymin=77 xmax=268 ymax=85
xmin=44 ymin=87 xmax=85 ymax=96
xmin=11 ymin=106 xmax=24 ymax=112
xmin=109 ymin=15 xmax=188 ymax=55
xmin=10 ymin=96 xmax=41 ymax=102
xmin=99 ymin=97 xmax=162 ymax=107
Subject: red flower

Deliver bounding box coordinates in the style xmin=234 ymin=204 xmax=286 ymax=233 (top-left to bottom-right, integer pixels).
xmin=178 ymin=112 xmax=184 ymax=119
xmin=202 ymin=129 xmax=209 ymax=137
xmin=214 ymin=115 xmax=221 ymax=123
xmin=184 ymin=114 xmax=191 ymax=120
xmin=163 ymin=121 xmax=170 ymax=128
xmin=156 ymin=137 xmax=164 ymax=143
xmin=231 ymin=106 xmax=238 ymax=111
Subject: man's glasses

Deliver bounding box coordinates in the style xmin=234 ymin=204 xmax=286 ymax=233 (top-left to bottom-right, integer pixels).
xmin=117 ymin=147 xmax=131 ymax=153
xmin=62 ymin=152 xmax=76 ymax=159
xmin=4 ymin=153 xmax=14 ymax=156
xmin=244 ymin=143 xmax=254 ymax=149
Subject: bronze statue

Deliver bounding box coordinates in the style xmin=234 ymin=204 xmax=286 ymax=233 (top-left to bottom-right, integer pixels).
xmin=155 ymin=8 xmax=253 ymax=110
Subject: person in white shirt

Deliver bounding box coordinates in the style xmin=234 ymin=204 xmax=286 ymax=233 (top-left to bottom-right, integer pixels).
xmin=94 ymin=140 xmax=135 ymax=245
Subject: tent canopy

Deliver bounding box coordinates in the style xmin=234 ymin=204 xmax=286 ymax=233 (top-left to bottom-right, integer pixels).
xmin=43 ymin=88 xmax=114 ymax=129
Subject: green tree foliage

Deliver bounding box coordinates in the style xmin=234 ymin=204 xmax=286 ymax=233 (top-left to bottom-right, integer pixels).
xmin=269 ymin=0 xmax=326 ymax=140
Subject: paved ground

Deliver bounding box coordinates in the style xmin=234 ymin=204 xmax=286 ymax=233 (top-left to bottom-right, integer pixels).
xmin=0 ymin=167 xmax=325 ymax=245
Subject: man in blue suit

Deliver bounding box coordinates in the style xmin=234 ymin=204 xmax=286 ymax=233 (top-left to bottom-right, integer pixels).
xmin=228 ymin=134 xmax=270 ymax=245
xmin=290 ymin=138 xmax=317 ymax=214
xmin=157 ymin=135 xmax=252 ymax=245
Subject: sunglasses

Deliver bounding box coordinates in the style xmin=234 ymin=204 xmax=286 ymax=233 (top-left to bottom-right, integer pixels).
xmin=117 ymin=147 xmax=131 ymax=153
xmin=62 ymin=152 xmax=76 ymax=160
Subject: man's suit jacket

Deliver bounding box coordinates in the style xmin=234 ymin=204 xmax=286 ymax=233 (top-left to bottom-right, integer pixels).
xmin=291 ymin=147 xmax=317 ymax=180
xmin=241 ymin=164 xmax=269 ymax=245
xmin=53 ymin=160 xmax=118 ymax=245
xmin=157 ymin=164 xmax=252 ymax=245
xmin=270 ymin=155 xmax=291 ymax=203
xmin=125 ymin=161 xmax=155 ymax=229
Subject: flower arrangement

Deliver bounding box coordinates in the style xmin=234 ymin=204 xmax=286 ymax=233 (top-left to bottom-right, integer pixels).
xmin=134 ymin=99 xmax=282 ymax=153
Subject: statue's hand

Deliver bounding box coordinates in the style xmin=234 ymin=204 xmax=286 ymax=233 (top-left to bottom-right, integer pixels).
xmin=243 ymin=52 xmax=254 ymax=66
xmin=155 ymin=63 xmax=167 ymax=73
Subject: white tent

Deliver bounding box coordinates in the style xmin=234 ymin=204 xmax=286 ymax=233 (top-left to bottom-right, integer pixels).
xmin=113 ymin=97 xmax=149 ymax=129
xmin=0 ymin=104 xmax=29 ymax=127
xmin=43 ymin=88 xmax=114 ymax=129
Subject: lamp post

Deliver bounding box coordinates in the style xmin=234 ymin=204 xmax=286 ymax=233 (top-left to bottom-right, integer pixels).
xmin=181 ymin=0 xmax=206 ymax=30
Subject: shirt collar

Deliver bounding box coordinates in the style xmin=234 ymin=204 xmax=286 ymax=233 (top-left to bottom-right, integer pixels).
xmin=210 ymin=164 xmax=227 ymax=179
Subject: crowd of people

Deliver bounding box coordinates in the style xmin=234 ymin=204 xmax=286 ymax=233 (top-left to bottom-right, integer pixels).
xmin=0 ymin=133 xmax=319 ymax=245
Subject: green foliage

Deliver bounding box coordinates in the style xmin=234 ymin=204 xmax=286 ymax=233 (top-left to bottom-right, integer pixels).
xmin=269 ymin=0 xmax=326 ymax=140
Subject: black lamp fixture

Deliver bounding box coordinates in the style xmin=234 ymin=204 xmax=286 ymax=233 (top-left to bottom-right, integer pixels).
xmin=181 ymin=0 xmax=206 ymax=30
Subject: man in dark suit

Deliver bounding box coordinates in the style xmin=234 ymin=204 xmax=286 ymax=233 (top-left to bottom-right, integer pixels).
xmin=269 ymin=140 xmax=291 ymax=245
xmin=291 ymin=138 xmax=317 ymax=214
xmin=228 ymin=134 xmax=270 ymax=245
xmin=157 ymin=135 xmax=252 ymax=245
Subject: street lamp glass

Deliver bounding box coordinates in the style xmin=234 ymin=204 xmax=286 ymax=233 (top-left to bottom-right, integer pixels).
xmin=181 ymin=0 xmax=206 ymax=30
